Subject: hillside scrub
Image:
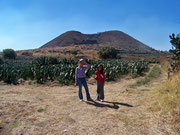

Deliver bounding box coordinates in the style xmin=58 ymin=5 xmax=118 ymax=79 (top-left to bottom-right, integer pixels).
xmin=70 ymin=50 xmax=78 ymax=55
xmin=98 ymin=47 xmax=117 ymax=59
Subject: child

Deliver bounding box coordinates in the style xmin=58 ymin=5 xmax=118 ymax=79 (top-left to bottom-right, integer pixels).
xmin=75 ymin=59 xmax=91 ymax=101
xmin=94 ymin=64 xmax=106 ymax=101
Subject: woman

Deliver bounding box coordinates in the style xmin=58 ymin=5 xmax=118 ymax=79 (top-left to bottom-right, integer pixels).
xmin=75 ymin=59 xmax=91 ymax=101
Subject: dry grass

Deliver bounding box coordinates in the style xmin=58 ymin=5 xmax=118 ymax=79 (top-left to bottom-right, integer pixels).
xmin=150 ymin=72 xmax=180 ymax=113
xmin=1 ymin=64 xmax=179 ymax=134
xmin=150 ymin=72 xmax=180 ymax=133
xmin=16 ymin=45 xmax=100 ymax=59
xmin=0 ymin=74 xmax=175 ymax=135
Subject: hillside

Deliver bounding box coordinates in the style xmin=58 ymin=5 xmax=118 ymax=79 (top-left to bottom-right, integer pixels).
xmin=41 ymin=30 xmax=157 ymax=53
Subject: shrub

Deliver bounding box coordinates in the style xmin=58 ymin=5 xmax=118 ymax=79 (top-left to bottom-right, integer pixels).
xmin=21 ymin=51 xmax=33 ymax=56
xmin=70 ymin=50 xmax=78 ymax=55
xmin=32 ymin=56 xmax=59 ymax=65
xmin=0 ymin=57 xmax=3 ymax=64
xmin=2 ymin=49 xmax=17 ymax=59
xmin=98 ymin=47 xmax=117 ymax=59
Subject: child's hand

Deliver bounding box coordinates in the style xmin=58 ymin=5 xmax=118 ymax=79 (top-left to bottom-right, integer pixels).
xmin=93 ymin=74 xmax=97 ymax=79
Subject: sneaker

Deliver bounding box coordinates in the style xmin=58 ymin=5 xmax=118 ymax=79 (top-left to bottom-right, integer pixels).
xmin=100 ymin=99 xmax=104 ymax=102
xmin=87 ymin=98 xmax=93 ymax=101
xmin=80 ymin=99 xmax=83 ymax=102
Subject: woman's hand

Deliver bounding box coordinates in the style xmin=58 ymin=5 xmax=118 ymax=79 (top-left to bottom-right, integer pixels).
xmin=75 ymin=82 xmax=78 ymax=86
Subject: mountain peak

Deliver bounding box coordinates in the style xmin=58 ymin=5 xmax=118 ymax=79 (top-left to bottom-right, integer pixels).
xmin=41 ymin=30 xmax=156 ymax=53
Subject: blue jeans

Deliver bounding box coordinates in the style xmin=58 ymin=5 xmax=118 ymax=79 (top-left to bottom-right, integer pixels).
xmin=77 ymin=78 xmax=91 ymax=100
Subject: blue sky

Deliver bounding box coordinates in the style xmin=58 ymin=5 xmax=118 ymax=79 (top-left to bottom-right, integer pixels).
xmin=0 ymin=0 xmax=179 ymax=51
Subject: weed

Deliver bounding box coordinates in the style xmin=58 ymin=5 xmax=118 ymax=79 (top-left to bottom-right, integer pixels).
xmin=37 ymin=108 xmax=46 ymax=112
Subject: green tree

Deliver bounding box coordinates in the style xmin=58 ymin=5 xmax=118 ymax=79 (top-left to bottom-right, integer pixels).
xmin=0 ymin=57 xmax=3 ymax=64
xmin=169 ymin=33 xmax=180 ymax=71
xmin=2 ymin=49 xmax=17 ymax=59
xmin=98 ymin=47 xmax=117 ymax=59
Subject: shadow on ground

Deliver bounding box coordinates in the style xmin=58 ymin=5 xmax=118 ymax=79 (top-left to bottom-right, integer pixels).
xmin=85 ymin=100 xmax=133 ymax=109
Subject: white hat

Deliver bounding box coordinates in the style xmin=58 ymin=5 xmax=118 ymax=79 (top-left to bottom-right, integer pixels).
xmin=79 ymin=59 xmax=84 ymax=62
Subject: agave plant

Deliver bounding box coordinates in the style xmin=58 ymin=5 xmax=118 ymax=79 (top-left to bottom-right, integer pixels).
xmin=0 ymin=56 xmax=160 ymax=85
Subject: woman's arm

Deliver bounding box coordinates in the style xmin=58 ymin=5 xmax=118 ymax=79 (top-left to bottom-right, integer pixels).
xmin=75 ymin=68 xmax=78 ymax=84
xmin=83 ymin=62 xmax=91 ymax=70
xmin=103 ymin=72 xmax=106 ymax=84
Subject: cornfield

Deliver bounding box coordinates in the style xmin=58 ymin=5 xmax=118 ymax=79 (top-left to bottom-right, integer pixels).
xmin=0 ymin=57 xmax=159 ymax=85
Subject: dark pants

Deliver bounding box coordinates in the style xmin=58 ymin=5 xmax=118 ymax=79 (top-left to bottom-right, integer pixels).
xmin=96 ymin=82 xmax=104 ymax=100
xmin=77 ymin=78 xmax=91 ymax=100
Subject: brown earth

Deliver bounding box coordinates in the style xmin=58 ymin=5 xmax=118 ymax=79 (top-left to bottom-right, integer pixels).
xmin=0 ymin=65 xmax=178 ymax=135
xmin=17 ymin=45 xmax=100 ymax=59
xmin=16 ymin=45 xmax=169 ymax=61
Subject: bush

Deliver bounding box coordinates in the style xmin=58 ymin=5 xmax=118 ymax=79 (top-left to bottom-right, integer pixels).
xmin=98 ymin=47 xmax=117 ymax=59
xmin=2 ymin=49 xmax=17 ymax=59
xmin=32 ymin=56 xmax=59 ymax=65
xmin=0 ymin=57 xmax=3 ymax=64
xmin=21 ymin=51 xmax=33 ymax=56
xmin=70 ymin=50 xmax=78 ymax=55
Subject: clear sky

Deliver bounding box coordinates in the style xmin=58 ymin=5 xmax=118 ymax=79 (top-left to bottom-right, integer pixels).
xmin=0 ymin=0 xmax=179 ymax=51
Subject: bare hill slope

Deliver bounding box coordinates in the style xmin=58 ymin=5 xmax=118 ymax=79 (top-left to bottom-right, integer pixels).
xmin=41 ymin=30 xmax=157 ymax=53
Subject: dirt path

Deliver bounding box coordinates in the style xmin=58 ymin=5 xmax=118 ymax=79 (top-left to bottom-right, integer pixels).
xmin=0 ymin=66 xmax=176 ymax=135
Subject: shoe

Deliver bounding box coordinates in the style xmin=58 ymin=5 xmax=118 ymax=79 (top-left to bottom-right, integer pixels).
xmin=100 ymin=99 xmax=104 ymax=102
xmin=80 ymin=99 xmax=83 ymax=102
xmin=87 ymin=98 xmax=93 ymax=101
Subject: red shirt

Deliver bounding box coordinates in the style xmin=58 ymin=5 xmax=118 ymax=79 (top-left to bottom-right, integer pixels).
xmin=94 ymin=71 xmax=106 ymax=82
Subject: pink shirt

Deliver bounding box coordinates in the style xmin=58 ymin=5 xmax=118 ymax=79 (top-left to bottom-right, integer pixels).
xmin=75 ymin=63 xmax=90 ymax=82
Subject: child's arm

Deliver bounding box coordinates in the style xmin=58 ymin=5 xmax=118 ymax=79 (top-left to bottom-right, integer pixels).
xmin=93 ymin=72 xmax=98 ymax=79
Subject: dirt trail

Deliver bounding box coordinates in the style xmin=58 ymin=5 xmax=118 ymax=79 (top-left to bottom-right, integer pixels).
xmin=0 ymin=66 xmax=176 ymax=135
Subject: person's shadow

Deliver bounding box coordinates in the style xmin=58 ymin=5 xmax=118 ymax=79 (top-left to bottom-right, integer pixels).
xmin=85 ymin=100 xmax=133 ymax=109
